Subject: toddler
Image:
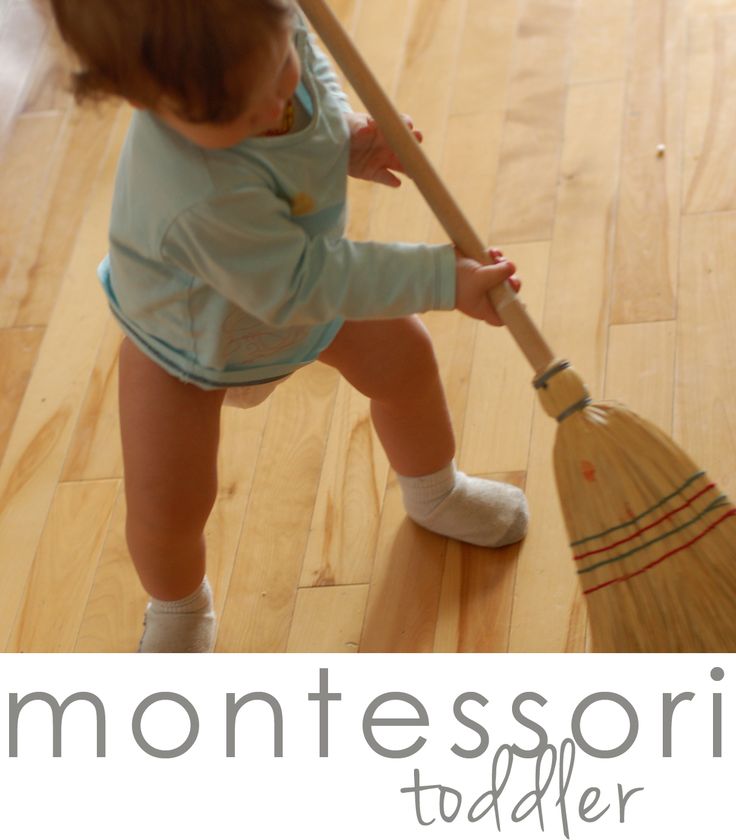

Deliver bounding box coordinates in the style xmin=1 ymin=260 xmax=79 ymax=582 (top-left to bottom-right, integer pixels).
xmin=47 ymin=0 xmax=528 ymax=652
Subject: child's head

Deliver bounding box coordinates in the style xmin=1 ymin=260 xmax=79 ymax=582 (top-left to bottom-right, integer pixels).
xmin=47 ymin=0 xmax=299 ymax=147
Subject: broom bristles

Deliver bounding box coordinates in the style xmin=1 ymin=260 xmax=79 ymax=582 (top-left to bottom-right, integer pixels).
xmin=537 ymin=363 xmax=736 ymax=652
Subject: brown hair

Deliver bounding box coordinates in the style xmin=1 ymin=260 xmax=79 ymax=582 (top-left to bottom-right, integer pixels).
xmin=46 ymin=0 xmax=293 ymax=123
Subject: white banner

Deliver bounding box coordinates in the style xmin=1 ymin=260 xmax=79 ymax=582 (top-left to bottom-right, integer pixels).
xmin=0 ymin=654 xmax=731 ymax=837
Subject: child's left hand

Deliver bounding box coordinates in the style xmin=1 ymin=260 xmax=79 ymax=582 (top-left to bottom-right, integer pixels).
xmin=346 ymin=111 xmax=421 ymax=187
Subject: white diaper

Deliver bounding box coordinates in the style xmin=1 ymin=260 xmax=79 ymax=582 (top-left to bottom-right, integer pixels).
xmin=223 ymin=375 xmax=291 ymax=409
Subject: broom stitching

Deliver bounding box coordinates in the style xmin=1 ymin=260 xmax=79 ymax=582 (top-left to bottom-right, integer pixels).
xmin=573 ymin=482 xmax=718 ymax=561
xmin=570 ymin=471 xmax=705 ymax=546
xmin=577 ymin=495 xmax=730 ymax=575
xmin=581 ymin=508 xmax=736 ymax=595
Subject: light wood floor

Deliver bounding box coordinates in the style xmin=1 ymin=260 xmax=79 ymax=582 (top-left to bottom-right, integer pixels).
xmin=1 ymin=0 xmax=735 ymax=652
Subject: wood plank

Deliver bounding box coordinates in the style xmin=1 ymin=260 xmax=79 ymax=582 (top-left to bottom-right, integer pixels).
xmin=286 ymin=584 xmax=368 ymax=652
xmin=0 ymin=111 xmax=65 ymax=287
xmin=1 ymin=102 xmax=119 ymax=328
xmin=0 ymin=326 xmax=43 ymax=463
xmin=0 ymin=106 xmax=128 ymax=650
xmin=433 ymin=471 xmax=525 ymax=652
xmin=6 ymin=479 xmax=119 ymax=652
xmin=298 ymin=0 xmax=419 ymax=591
xmin=460 ymin=240 xmax=550 ymax=474
xmin=0 ymin=0 xmax=47 ymax=150
xmin=687 ymin=0 xmax=736 ymax=13
xmin=21 ymin=22 xmax=71 ymax=113
xmin=509 ymin=80 xmax=625 ymax=652
xmin=75 ymin=490 xmax=147 ymax=652
xmin=489 ymin=0 xmax=578 ymax=243
xmin=369 ymin=0 xmax=467 ymax=245
xmin=676 ymin=212 xmax=736 ymax=500
xmin=299 ymin=378 xmax=388 ymax=587
xmin=606 ymin=321 xmax=676 ymax=434
xmin=683 ymin=13 xmax=736 ymax=214
xmin=61 ymin=321 xmax=122 ymax=481
xmin=76 ymin=387 xmax=273 ymax=651
xmin=334 ymin=0 xmax=408 ymax=111
xmin=570 ymin=0 xmax=632 ymax=84
xmin=611 ymin=0 xmax=686 ymax=324
xmin=509 ymin=408 xmax=584 ymax=651
xmin=450 ymin=0 xmax=518 ymax=118
xmin=216 ymin=363 xmax=340 ymax=652
xmin=424 ymin=0 xmax=515 ymax=245
xmin=341 ymin=0 xmax=418 ymax=242
xmin=206 ymin=398 xmax=273 ymax=615
xmin=360 ymin=474 xmax=448 ymax=652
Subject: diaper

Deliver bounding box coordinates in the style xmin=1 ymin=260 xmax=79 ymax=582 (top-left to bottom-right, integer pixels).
xmin=223 ymin=374 xmax=291 ymax=409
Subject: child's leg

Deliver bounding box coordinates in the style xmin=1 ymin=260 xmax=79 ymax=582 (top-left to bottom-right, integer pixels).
xmin=318 ymin=317 xmax=528 ymax=546
xmin=118 ymin=338 xmax=223 ymax=650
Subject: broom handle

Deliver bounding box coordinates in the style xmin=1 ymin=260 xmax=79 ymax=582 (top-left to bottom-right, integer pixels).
xmin=298 ymin=0 xmax=557 ymax=375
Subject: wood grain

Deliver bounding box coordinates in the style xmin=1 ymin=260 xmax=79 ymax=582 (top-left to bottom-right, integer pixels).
xmin=610 ymin=0 xmax=685 ymax=324
xmin=433 ymin=471 xmax=526 ymax=652
xmin=676 ymin=212 xmax=736 ymax=499
xmin=683 ymin=13 xmax=736 ymax=214
xmin=508 ymin=79 xmax=625 ymax=653
xmin=489 ymin=0 xmax=578 ymax=243
xmin=606 ymin=321 xmax=676 ymax=433
xmin=1 ymin=103 xmax=119 ymax=328
xmin=0 ymin=326 xmax=43 ymax=463
xmin=216 ymin=364 xmax=340 ymax=652
xmin=0 ymin=105 xmax=127 ymax=650
xmin=6 ymin=479 xmax=119 ymax=652
xmin=1 ymin=0 xmax=732 ymax=652
xmin=570 ymin=0 xmax=632 ymax=84
xmin=287 ymin=584 xmax=368 ymax=652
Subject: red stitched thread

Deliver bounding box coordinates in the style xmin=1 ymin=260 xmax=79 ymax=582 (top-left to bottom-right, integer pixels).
xmin=582 ymin=508 xmax=736 ymax=596
xmin=574 ymin=483 xmax=717 ymax=561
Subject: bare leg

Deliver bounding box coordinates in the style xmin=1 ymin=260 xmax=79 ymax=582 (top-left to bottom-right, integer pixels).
xmin=318 ymin=316 xmax=454 ymax=476
xmin=118 ymin=338 xmax=226 ymax=601
xmin=319 ymin=317 xmax=528 ymax=546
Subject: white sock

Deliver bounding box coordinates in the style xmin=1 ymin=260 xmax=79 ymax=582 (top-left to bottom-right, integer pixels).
xmin=138 ymin=577 xmax=216 ymax=653
xmin=398 ymin=461 xmax=529 ymax=547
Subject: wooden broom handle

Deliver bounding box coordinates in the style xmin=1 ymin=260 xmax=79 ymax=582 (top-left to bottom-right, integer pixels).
xmin=299 ymin=0 xmax=557 ymax=374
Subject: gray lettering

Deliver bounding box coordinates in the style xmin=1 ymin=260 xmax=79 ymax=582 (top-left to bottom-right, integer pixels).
xmin=132 ymin=692 xmax=198 ymax=758
xmin=9 ymin=692 xmax=105 ymax=758
xmin=512 ymin=692 xmax=549 ymax=758
xmin=226 ymin=692 xmax=283 ymax=757
xmin=662 ymin=692 xmax=694 ymax=757
xmin=572 ymin=693 xmax=638 ymax=758
xmin=578 ymin=788 xmax=610 ymax=822
xmin=307 ymin=668 xmax=341 ymax=758
xmin=712 ymin=667 xmax=724 ymax=758
xmin=363 ymin=692 xmax=428 ymax=758
xmin=617 ymin=784 xmax=644 ymax=822
xmin=452 ymin=692 xmax=489 ymax=758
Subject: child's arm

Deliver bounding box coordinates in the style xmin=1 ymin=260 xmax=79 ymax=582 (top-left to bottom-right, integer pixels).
xmin=162 ymin=186 xmax=456 ymax=327
xmin=162 ymin=188 xmax=518 ymax=329
xmin=345 ymin=111 xmax=422 ymax=188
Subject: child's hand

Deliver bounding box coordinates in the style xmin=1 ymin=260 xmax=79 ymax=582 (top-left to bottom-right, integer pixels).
xmin=346 ymin=111 xmax=421 ymax=187
xmin=455 ymin=248 xmax=521 ymax=326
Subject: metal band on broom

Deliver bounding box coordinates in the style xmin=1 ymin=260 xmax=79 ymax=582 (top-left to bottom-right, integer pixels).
xmin=299 ymin=0 xmax=736 ymax=652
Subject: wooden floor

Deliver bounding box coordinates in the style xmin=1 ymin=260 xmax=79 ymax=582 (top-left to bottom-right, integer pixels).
xmin=1 ymin=0 xmax=735 ymax=652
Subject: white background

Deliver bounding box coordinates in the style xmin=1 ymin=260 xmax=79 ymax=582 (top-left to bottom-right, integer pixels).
xmin=0 ymin=654 xmax=732 ymax=838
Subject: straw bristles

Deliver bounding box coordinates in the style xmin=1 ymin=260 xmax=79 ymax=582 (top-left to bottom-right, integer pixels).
xmin=537 ymin=363 xmax=736 ymax=652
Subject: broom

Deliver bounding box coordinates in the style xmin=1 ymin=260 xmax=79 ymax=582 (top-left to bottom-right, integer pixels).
xmin=298 ymin=0 xmax=736 ymax=652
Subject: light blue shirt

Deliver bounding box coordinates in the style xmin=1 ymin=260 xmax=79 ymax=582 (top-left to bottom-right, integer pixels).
xmin=99 ymin=14 xmax=456 ymax=388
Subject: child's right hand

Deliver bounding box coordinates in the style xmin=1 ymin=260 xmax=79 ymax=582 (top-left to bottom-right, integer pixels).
xmin=454 ymin=248 xmax=520 ymax=326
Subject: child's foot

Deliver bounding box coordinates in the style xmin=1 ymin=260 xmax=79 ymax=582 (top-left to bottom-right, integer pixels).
xmin=398 ymin=461 xmax=528 ymax=547
xmin=138 ymin=577 xmax=216 ymax=653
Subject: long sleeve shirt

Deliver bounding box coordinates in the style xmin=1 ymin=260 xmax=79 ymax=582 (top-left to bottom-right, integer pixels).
xmin=99 ymin=12 xmax=456 ymax=388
